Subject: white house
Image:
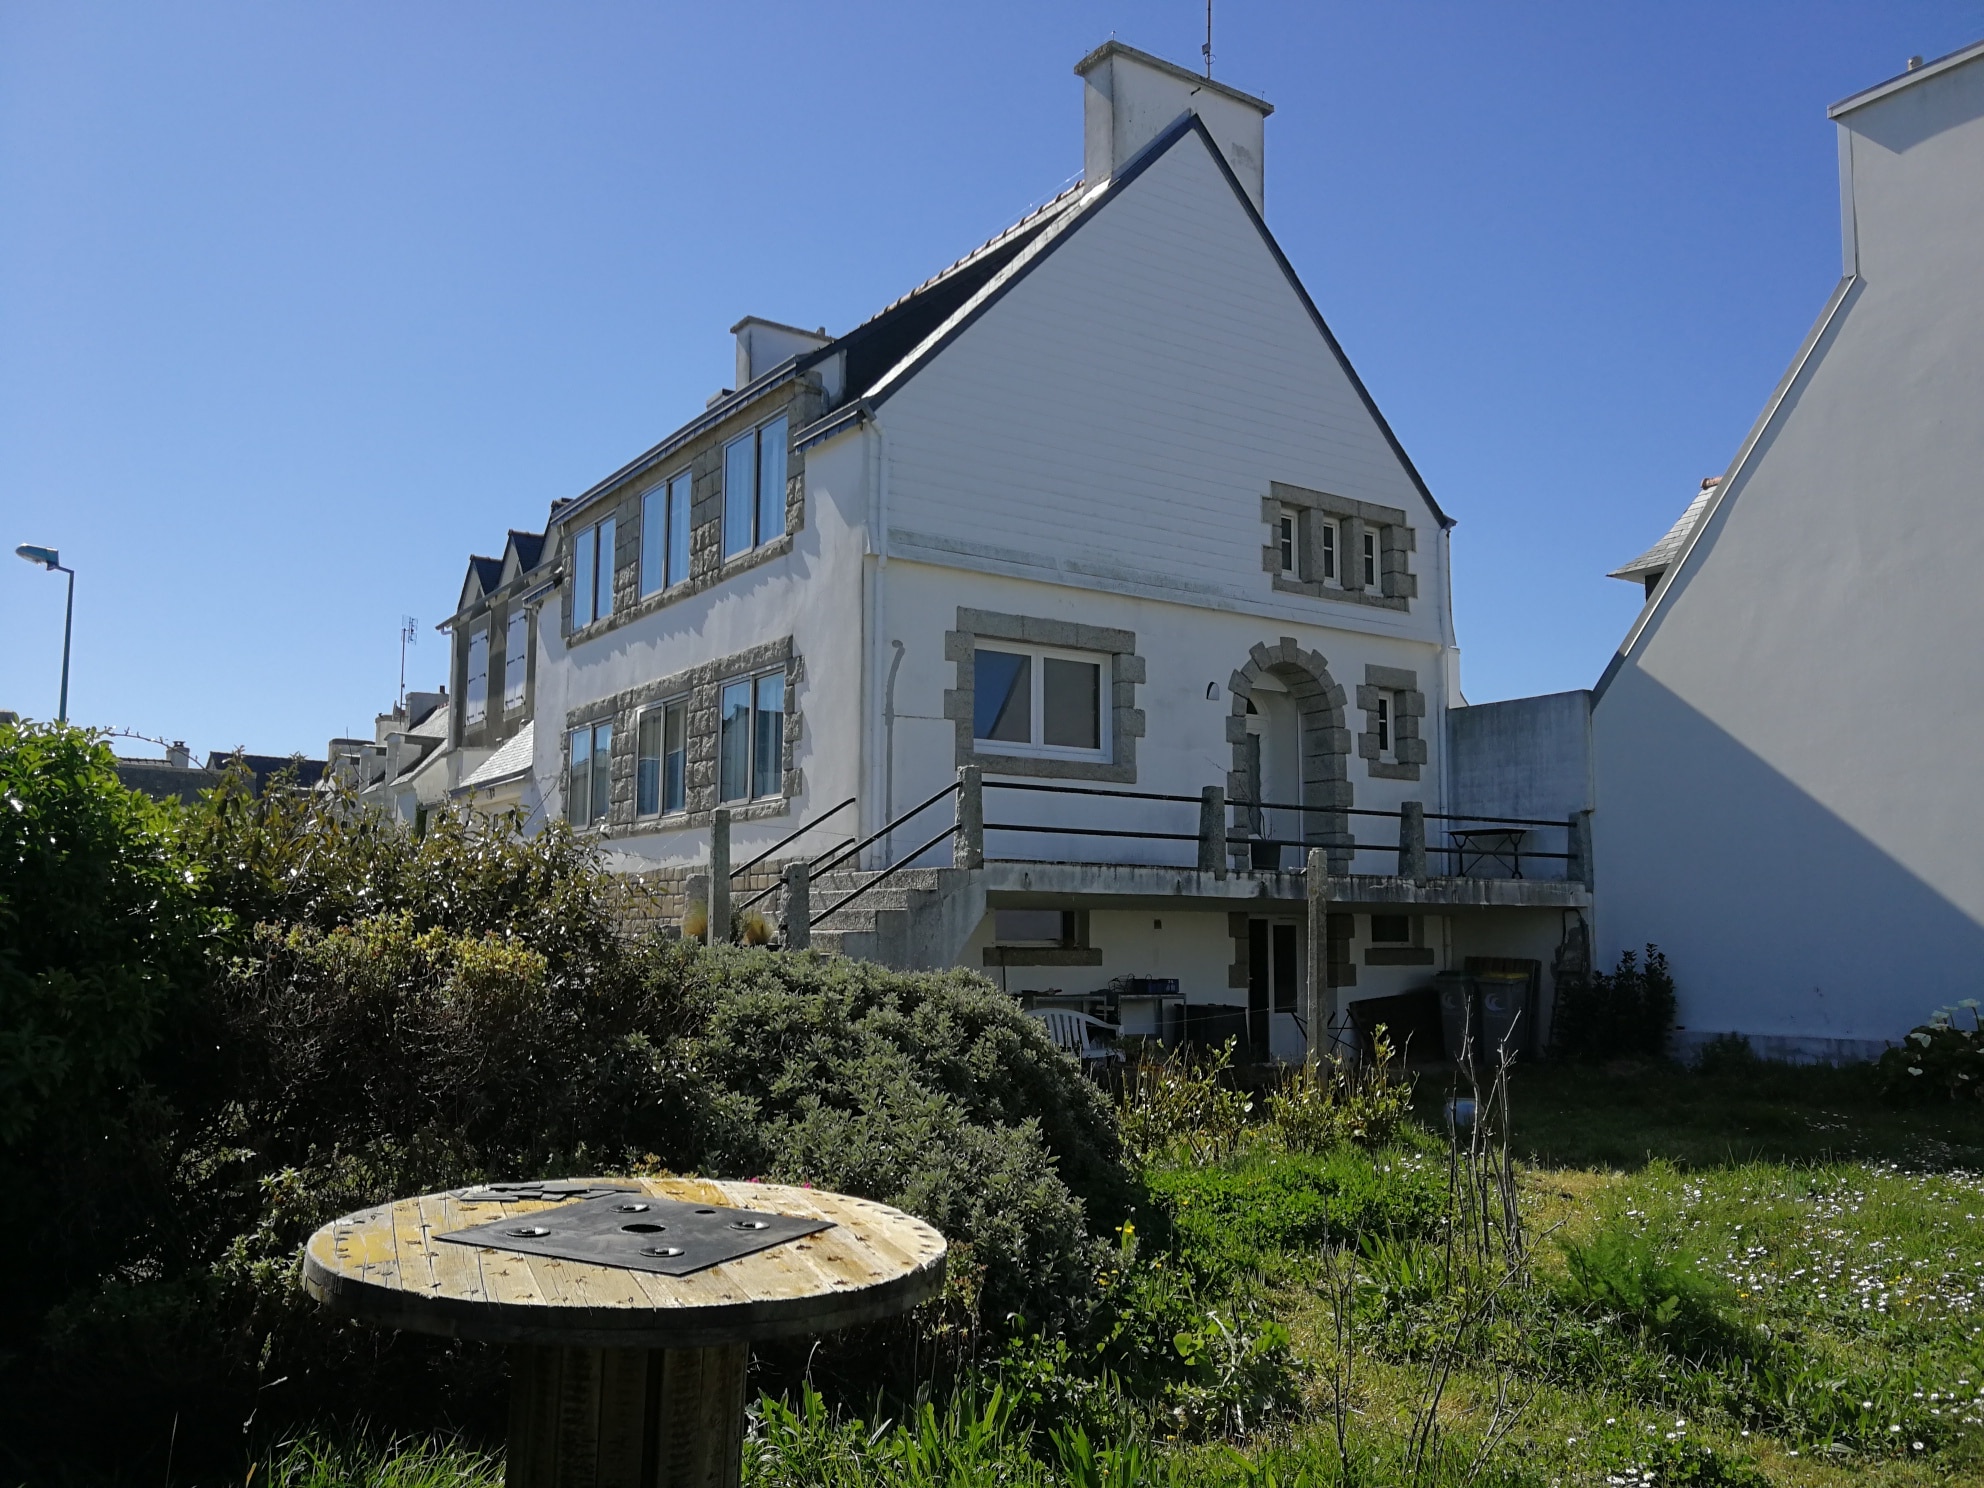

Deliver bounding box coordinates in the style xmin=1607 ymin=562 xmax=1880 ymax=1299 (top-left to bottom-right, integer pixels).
xmin=1586 ymin=40 xmax=1984 ymax=1060
xmin=436 ymin=42 xmax=1587 ymax=1061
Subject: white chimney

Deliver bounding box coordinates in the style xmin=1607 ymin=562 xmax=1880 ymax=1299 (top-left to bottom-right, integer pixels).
xmin=732 ymin=317 xmax=831 ymax=389
xmin=1074 ymin=41 xmax=1273 ymax=213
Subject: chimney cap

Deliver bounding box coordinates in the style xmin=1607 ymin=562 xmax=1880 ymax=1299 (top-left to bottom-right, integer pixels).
xmin=1907 ymin=54 xmax=1925 ymax=70
xmin=1074 ymin=39 xmax=1273 ymax=116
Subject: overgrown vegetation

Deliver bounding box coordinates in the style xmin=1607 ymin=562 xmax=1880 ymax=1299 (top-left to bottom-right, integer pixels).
xmin=1549 ymin=944 xmax=1677 ymax=1061
xmin=9 ymin=719 xmax=1984 ymax=1487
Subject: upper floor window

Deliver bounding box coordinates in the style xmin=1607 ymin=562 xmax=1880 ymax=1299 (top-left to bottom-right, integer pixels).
xmin=1275 ymin=507 xmax=1297 ymax=574
xmin=718 ymin=670 xmax=785 ymax=802
xmin=641 ymin=470 xmax=692 ymax=597
xmin=1361 ymin=528 xmax=1381 ymax=593
xmin=464 ymin=628 xmax=490 ymax=728
xmin=503 ymin=610 xmax=529 ymax=714
xmin=572 ymin=516 xmax=616 ymax=629
xmin=567 ymin=721 xmax=612 ymax=828
xmin=973 ymin=645 xmax=1106 ymax=757
xmin=1319 ymin=519 xmax=1339 ymax=583
xmin=636 ymin=699 xmax=688 ymax=818
xmin=722 ymin=415 xmax=789 ymax=560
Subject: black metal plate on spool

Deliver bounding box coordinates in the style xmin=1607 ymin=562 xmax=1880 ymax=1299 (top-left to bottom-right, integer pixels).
xmin=437 ymin=1191 xmax=834 ymax=1276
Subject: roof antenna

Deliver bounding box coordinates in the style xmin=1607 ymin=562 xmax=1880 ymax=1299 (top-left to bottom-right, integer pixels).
xmin=1203 ymin=0 xmax=1214 ymax=77
xmin=398 ymin=614 xmax=418 ymax=715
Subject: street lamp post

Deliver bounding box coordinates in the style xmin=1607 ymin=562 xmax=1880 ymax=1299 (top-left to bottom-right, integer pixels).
xmin=14 ymin=544 xmax=75 ymax=724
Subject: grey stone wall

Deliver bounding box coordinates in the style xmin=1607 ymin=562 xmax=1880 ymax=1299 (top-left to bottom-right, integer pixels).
xmin=943 ymin=609 xmax=1146 ymax=783
xmin=1356 ymin=663 xmax=1427 ymax=782
xmin=562 ymin=636 xmax=801 ymax=831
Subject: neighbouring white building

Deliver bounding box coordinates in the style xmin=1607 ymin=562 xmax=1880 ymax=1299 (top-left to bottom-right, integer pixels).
xmin=425 ymin=41 xmax=1589 ymax=1061
xmin=1582 ymin=40 xmax=1984 ymax=1060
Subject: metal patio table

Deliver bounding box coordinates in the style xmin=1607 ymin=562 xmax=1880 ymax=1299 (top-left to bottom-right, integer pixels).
xmin=303 ymin=1176 xmax=946 ymax=1488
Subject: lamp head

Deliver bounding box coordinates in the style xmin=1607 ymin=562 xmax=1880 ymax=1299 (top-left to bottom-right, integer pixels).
xmin=14 ymin=544 xmax=59 ymax=570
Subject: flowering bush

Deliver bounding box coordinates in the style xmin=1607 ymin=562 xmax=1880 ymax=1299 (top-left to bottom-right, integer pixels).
xmin=1878 ymin=1001 xmax=1984 ymax=1103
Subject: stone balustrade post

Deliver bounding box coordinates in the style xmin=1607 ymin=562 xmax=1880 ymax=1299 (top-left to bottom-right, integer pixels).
xmin=782 ymin=861 xmax=811 ymax=951
xmin=956 ymin=765 xmax=984 ymax=870
xmin=708 ymin=808 xmax=731 ymax=945
xmin=1398 ymin=800 xmax=1427 ymax=884
xmin=1198 ymin=785 xmax=1227 ymax=878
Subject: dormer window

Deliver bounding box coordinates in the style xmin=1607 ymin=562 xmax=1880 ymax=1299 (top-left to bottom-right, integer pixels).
xmin=722 ymin=415 xmax=789 ymax=560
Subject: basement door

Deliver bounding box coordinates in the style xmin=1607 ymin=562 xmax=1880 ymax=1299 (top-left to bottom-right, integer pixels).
xmin=1246 ymin=919 xmax=1302 ymax=1062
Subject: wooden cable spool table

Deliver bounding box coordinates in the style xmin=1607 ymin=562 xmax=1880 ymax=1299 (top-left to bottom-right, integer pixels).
xmin=302 ymin=1175 xmax=946 ymax=1488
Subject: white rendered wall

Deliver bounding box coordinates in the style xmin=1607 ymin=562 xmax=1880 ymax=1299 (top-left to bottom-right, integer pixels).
xmin=1591 ymin=54 xmax=1984 ymax=1054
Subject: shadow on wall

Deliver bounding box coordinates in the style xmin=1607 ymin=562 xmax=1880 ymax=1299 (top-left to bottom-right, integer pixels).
xmin=1595 ymin=671 xmax=1984 ymax=1057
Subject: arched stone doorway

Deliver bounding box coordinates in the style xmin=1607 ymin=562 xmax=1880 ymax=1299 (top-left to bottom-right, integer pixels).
xmin=1227 ymin=638 xmax=1353 ymax=873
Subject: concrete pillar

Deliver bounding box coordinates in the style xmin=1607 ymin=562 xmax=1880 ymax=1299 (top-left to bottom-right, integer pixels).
xmin=1397 ymin=800 xmax=1427 ymax=884
xmin=956 ymin=765 xmax=984 ymax=870
xmin=782 ymin=861 xmax=810 ymax=951
xmin=708 ymin=808 xmax=731 ymax=945
xmin=1198 ymin=786 xmax=1227 ymax=878
xmin=1568 ymin=810 xmax=1594 ymax=888
xmin=1305 ymin=847 xmax=1330 ymax=1066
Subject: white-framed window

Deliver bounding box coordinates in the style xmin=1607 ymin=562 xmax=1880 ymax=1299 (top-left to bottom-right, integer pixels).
xmin=572 ymin=515 xmax=617 ymax=628
xmin=972 ymin=644 xmax=1107 ymax=758
xmin=721 ymin=415 xmax=789 ymax=560
xmin=1319 ymin=518 xmax=1338 ymax=583
xmin=1361 ymin=527 xmax=1381 ymax=593
xmin=502 ymin=610 xmax=528 ymax=715
xmin=640 ymin=470 xmax=692 ymax=597
xmin=718 ymin=669 xmax=785 ymax=803
xmin=1276 ymin=506 xmax=1298 ymax=574
xmin=1374 ymin=693 xmax=1394 ymax=759
xmin=566 ymin=720 xmax=613 ymax=828
xmin=464 ymin=628 xmax=489 ymax=728
xmin=635 ymin=699 xmax=688 ymax=819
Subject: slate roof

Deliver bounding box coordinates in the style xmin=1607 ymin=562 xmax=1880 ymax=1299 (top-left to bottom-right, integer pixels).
xmin=1609 ymin=480 xmax=1721 ymax=583
xmin=469 ymin=555 xmax=503 ymax=593
xmin=454 ymin=719 xmax=535 ymax=794
xmin=508 ymin=530 xmax=546 ymax=572
xmin=202 ymin=752 xmax=331 ymax=792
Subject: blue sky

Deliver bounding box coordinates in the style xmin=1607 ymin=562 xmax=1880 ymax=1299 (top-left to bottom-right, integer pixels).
xmin=4 ymin=2 xmax=1981 ymax=757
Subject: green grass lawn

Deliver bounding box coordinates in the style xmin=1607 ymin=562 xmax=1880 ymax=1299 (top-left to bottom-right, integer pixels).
xmin=175 ymin=1060 xmax=1984 ymax=1487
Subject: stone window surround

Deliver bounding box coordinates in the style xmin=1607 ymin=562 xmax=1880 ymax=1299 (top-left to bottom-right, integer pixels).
xmin=1225 ymin=637 xmax=1354 ymax=874
xmin=944 ymin=609 xmax=1146 ymax=784
xmin=563 ymin=636 xmax=801 ymax=833
xmin=1355 ymin=664 xmax=1427 ymax=782
xmin=1261 ymin=482 xmax=1418 ymax=610
xmin=559 ymin=377 xmax=824 ymax=647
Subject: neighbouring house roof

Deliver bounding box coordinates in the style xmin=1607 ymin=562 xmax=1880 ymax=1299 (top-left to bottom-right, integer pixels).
xmin=1829 ymin=36 xmax=1984 ymax=118
xmin=452 ymin=719 xmax=534 ymax=797
xmin=204 ymin=751 xmax=331 ymax=792
xmin=116 ymin=760 xmax=225 ymax=804
xmin=1608 ymin=480 xmax=1721 ymax=584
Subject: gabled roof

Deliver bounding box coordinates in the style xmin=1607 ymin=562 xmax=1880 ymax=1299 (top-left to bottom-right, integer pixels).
xmin=458 ymin=554 xmax=503 ymax=612
xmin=503 ymin=530 xmax=546 ymax=582
xmin=1609 ymin=480 xmax=1719 ymax=584
xmin=554 ymin=110 xmax=1451 ymax=532
xmin=804 ymin=113 xmax=1453 ymax=529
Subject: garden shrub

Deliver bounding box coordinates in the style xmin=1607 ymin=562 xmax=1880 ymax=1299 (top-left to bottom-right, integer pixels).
xmin=0 ymin=725 xmax=1130 ymax=1472
xmin=1878 ymin=1001 xmax=1984 ymax=1103
xmin=1550 ymin=944 xmax=1676 ymax=1060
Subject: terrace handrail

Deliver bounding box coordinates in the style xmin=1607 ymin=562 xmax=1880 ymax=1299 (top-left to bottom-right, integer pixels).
xmin=730 ymin=795 xmax=857 ymax=880
xmin=809 ymin=819 xmax=961 ymax=928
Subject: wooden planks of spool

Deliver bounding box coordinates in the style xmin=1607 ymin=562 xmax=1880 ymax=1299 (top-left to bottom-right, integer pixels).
xmin=302 ymin=1176 xmax=946 ymax=1488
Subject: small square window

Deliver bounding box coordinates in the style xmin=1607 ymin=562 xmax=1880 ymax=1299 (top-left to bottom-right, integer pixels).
xmin=995 ymin=909 xmax=1072 ymax=947
xmin=1370 ymin=914 xmax=1412 ymax=944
